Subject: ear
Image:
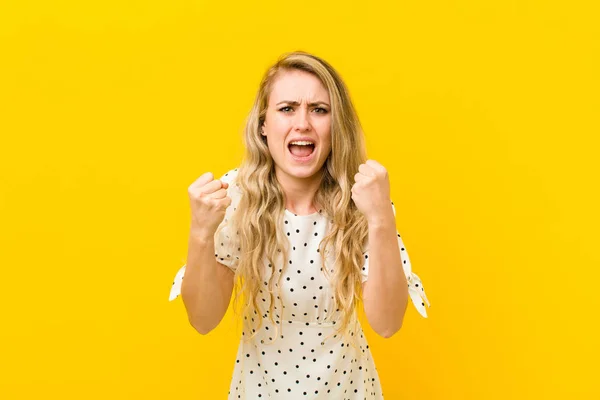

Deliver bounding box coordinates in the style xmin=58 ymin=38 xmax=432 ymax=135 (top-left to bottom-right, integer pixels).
xmin=261 ymin=123 xmax=267 ymax=136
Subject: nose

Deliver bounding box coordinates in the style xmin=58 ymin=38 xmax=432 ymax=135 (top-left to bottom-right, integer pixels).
xmin=293 ymin=107 xmax=311 ymax=132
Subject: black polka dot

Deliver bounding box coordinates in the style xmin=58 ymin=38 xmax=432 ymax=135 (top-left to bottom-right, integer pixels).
xmin=185 ymin=187 xmax=401 ymax=398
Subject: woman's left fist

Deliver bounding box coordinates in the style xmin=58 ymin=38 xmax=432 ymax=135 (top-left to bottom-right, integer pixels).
xmin=351 ymin=160 xmax=394 ymax=225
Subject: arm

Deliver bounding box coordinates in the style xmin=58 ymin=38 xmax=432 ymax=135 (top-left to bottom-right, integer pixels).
xmin=361 ymin=208 xmax=409 ymax=338
xmin=181 ymin=233 xmax=235 ymax=335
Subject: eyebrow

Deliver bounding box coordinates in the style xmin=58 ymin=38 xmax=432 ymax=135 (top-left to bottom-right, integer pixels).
xmin=276 ymin=100 xmax=330 ymax=107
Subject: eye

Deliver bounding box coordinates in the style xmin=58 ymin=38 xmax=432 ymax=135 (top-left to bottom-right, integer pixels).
xmin=314 ymin=107 xmax=328 ymax=114
xmin=279 ymin=106 xmax=293 ymax=112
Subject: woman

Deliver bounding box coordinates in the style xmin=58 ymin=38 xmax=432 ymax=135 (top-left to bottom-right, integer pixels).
xmin=169 ymin=51 xmax=430 ymax=399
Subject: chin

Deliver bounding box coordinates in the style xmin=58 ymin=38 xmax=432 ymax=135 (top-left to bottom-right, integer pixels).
xmin=286 ymin=163 xmax=325 ymax=178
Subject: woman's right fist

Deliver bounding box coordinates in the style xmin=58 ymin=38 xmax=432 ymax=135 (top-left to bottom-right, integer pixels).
xmin=187 ymin=172 xmax=232 ymax=240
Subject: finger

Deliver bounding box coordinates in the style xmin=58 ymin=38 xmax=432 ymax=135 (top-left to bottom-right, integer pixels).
xmin=358 ymin=163 xmax=376 ymax=177
xmin=191 ymin=172 xmax=214 ymax=188
xmin=210 ymin=188 xmax=228 ymax=199
xmin=189 ymin=173 xmax=217 ymax=192
xmin=365 ymin=159 xmax=382 ymax=169
xmin=354 ymin=172 xmax=367 ymax=183
xmin=366 ymin=159 xmax=387 ymax=176
xmin=199 ymin=179 xmax=225 ymax=194
xmin=217 ymin=195 xmax=232 ymax=209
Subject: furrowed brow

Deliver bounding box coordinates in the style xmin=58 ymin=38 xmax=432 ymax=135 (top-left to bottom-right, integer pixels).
xmin=276 ymin=100 xmax=330 ymax=107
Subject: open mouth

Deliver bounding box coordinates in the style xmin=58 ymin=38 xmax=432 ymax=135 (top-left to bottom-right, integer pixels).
xmin=288 ymin=142 xmax=316 ymax=158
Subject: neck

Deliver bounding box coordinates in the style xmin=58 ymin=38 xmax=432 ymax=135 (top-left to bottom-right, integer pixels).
xmin=275 ymin=167 xmax=324 ymax=214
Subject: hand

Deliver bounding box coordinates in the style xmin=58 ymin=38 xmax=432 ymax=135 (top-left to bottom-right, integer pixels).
xmin=187 ymin=172 xmax=232 ymax=239
xmin=351 ymin=160 xmax=394 ymax=225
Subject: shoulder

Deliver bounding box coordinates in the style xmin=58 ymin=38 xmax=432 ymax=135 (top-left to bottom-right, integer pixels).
xmin=218 ymin=167 xmax=242 ymax=204
xmin=218 ymin=167 xmax=239 ymax=185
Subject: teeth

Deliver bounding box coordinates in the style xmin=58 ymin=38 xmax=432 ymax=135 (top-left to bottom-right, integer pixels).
xmin=289 ymin=141 xmax=315 ymax=146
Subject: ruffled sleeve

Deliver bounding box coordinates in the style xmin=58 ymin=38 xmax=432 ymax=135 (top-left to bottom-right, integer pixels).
xmin=168 ymin=168 xmax=242 ymax=302
xmin=169 ymin=263 xmax=186 ymax=301
xmin=360 ymin=200 xmax=431 ymax=318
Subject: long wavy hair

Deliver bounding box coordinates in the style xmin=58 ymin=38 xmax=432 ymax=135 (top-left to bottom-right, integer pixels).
xmin=219 ymin=51 xmax=370 ymax=356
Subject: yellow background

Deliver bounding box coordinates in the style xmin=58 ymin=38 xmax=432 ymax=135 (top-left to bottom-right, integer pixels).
xmin=1 ymin=0 xmax=598 ymax=399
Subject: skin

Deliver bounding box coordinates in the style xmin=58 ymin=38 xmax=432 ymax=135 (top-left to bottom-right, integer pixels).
xmin=353 ymin=160 xmax=409 ymax=337
xmin=261 ymin=69 xmax=332 ymax=216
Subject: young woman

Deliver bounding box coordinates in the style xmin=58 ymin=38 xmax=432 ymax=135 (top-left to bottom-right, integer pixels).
xmin=169 ymin=51 xmax=430 ymax=399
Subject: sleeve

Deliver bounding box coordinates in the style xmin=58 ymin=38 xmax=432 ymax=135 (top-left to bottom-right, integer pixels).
xmin=168 ymin=168 xmax=241 ymax=302
xmin=360 ymin=200 xmax=431 ymax=318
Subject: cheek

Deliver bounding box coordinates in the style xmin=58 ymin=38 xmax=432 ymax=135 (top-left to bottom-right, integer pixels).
xmin=271 ymin=113 xmax=290 ymax=128
xmin=321 ymin=141 xmax=333 ymax=155
xmin=319 ymin=130 xmax=332 ymax=149
xmin=265 ymin=111 xmax=283 ymax=129
xmin=267 ymin=133 xmax=287 ymax=153
xmin=317 ymin=119 xmax=331 ymax=138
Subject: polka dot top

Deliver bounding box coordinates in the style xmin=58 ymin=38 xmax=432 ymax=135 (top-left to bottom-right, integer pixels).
xmin=169 ymin=168 xmax=430 ymax=399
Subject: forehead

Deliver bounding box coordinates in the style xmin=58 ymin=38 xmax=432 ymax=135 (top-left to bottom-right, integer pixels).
xmin=269 ymin=70 xmax=330 ymax=103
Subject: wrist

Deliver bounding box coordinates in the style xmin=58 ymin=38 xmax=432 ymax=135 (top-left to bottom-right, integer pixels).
xmin=367 ymin=210 xmax=396 ymax=229
xmin=189 ymin=228 xmax=215 ymax=243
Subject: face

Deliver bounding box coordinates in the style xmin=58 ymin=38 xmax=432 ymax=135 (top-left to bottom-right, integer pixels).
xmin=261 ymin=69 xmax=332 ymax=181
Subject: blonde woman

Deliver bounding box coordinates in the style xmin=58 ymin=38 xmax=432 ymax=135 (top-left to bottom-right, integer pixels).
xmin=169 ymin=51 xmax=430 ymax=399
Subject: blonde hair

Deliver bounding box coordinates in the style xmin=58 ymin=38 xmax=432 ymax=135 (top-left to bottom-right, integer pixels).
xmin=219 ymin=50 xmax=370 ymax=357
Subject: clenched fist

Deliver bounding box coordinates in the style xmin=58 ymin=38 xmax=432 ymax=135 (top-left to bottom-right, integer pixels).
xmin=187 ymin=172 xmax=232 ymax=240
xmin=351 ymin=160 xmax=394 ymax=225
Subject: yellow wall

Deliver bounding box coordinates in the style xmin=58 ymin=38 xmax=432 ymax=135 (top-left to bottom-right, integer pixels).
xmin=1 ymin=1 xmax=598 ymax=399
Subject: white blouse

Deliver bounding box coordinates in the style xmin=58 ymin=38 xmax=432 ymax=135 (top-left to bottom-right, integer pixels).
xmin=169 ymin=168 xmax=430 ymax=399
